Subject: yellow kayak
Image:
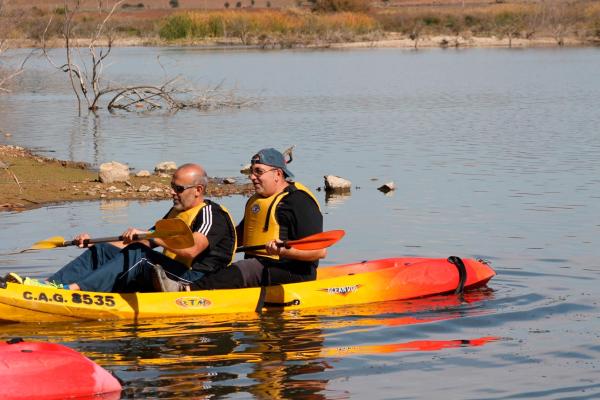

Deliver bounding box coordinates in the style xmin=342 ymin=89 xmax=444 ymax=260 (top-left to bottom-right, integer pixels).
xmin=0 ymin=257 xmax=495 ymax=323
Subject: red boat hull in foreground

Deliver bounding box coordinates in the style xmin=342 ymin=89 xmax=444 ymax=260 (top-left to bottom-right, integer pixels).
xmin=0 ymin=340 xmax=121 ymax=400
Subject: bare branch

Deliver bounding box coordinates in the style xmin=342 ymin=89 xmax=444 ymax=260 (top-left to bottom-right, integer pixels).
xmin=64 ymin=0 xmax=86 ymax=111
xmin=41 ymin=0 xmax=257 ymax=113
xmin=92 ymin=0 xmax=124 ymax=44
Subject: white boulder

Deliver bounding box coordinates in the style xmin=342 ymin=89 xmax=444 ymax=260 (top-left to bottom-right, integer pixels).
xmin=99 ymin=161 xmax=130 ymax=183
xmin=324 ymin=175 xmax=352 ymax=192
xmin=154 ymin=161 xmax=177 ymax=174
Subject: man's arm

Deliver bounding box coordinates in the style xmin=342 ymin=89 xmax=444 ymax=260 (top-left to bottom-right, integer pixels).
xmin=149 ymin=232 xmax=209 ymax=261
xmin=269 ymin=191 xmax=325 ymax=262
xmin=265 ymin=241 xmax=326 ymax=261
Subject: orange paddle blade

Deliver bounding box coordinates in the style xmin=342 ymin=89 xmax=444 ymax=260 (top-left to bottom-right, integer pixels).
xmin=285 ymin=230 xmax=345 ymax=250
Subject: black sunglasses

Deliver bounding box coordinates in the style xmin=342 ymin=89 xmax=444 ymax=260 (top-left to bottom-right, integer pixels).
xmin=171 ymin=183 xmax=199 ymax=194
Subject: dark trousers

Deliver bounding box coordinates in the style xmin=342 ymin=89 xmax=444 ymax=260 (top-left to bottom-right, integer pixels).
xmin=192 ymin=258 xmax=316 ymax=290
xmin=48 ymin=243 xmax=204 ymax=292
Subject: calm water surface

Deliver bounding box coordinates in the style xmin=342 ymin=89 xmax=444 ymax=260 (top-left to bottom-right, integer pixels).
xmin=1 ymin=47 xmax=599 ymax=399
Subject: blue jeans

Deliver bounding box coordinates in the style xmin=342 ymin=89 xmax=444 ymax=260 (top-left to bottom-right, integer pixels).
xmin=48 ymin=243 xmax=204 ymax=292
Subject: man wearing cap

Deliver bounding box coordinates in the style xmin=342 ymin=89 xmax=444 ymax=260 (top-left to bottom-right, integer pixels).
xmin=152 ymin=148 xmax=325 ymax=290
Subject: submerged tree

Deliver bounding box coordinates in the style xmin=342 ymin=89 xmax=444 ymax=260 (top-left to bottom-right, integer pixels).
xmin=42 ymin=0 xmax=254 ymax=113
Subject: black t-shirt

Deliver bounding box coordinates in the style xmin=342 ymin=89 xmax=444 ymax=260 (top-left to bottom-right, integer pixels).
xmin=275 ymin=189 xmax=323 ymax=242
xmin=162 ymin=200 xmax=236 ymax=273
xmin=242 ymin=185 xmax=323 ymax=272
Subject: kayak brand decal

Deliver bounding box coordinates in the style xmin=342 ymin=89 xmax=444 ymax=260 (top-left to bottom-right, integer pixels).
xmin=320 ymin=284 xmax=362 ymax=296
xmin=176 ymin=296 xmax=212 ymax=308
xmin=22 ymin=291 xmax=116 ymax=307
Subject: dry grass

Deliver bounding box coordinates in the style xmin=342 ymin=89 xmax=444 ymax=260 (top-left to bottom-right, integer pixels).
xmin=1 ymin=0 xmax=600 ymax=46
xmin=158 ymin=9 xmax=379 ymax=45
xmin=375 ymin=1 xmax=600 ymax=44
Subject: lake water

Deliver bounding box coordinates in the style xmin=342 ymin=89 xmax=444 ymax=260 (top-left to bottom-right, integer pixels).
xmin=1 ymin=47 xmax=599 ymax=399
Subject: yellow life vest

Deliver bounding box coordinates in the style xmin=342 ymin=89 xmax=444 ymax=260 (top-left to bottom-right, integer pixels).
xmin=242 ymin=182 xmax=319 ymax=260
xmin=162 ymin=202 xmax=206 ymax=266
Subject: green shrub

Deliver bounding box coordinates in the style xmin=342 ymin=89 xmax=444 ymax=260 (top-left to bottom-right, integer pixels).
xmin=121 ymin=3 xmax=145 ymax=8
xmin=207 ymin=15 xmax=225 ymax=36
xmin=422 ymin=16 xmax=440 ymax=26
xmin=444 ymin=15 xmax=462 ymax=34
xmin=464 ymin=14 xmax=479 ymax=27
xmin=159 ymin=14 xmax=194 ymax=40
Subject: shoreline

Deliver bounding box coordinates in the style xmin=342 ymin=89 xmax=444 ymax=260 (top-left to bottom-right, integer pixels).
xmin=5 ymin=33 xmax=597 ymax=50
xmin=0 ymin=145 xmax=253 ymax=212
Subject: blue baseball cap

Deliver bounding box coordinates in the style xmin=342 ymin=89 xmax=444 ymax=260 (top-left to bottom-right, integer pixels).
xmin=251 ymin=148 xmax=294 ymax=178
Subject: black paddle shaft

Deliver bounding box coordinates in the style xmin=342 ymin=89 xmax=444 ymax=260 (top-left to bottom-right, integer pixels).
xmin=66 ymin=234 xmax=146 ymax=247
xmin=236 ymin=241 xmax=290 ymax=253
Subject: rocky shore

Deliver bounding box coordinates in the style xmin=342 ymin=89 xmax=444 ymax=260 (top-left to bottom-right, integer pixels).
xmin=0 ymin=145 xmax=253 ymax=212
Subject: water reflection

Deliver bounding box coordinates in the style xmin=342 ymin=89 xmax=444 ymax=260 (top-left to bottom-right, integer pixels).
xmin=0 ymin=289 xmax=497 ymax=398
xmin=324 ymin=191 xmax=351 ymax=207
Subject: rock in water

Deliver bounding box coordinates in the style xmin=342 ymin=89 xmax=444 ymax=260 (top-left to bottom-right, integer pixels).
xmin=377 ymin=181 xmax=395 ymax=193
xmin=324 ymin=175 xmax=352 ymax=192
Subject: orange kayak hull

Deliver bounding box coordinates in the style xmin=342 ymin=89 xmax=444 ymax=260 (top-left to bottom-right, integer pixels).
xmin=0 ymin=257 xmax=495 ymax=322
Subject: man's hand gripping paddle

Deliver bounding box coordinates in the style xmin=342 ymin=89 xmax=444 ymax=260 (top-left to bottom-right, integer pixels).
xmin=27 ymin=218 xmax=194 ymax=251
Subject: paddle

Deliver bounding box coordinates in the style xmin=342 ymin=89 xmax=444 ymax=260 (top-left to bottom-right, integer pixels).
xmin=236 ymin=230 xmax=345 ymax=253
xmin=28 ymin=218 xmax=195 ymax=251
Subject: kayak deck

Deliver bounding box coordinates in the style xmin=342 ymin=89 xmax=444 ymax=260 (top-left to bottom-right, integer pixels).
xmin=0 ymin=257 xmax=495 ymax=323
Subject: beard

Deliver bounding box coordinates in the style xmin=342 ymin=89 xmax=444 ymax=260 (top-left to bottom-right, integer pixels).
xmin=172 ymin=198 xmax=184 ymax=211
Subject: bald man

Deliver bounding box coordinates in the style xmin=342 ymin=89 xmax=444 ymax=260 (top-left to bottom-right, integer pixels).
xmin=35 ymin=163 xmax=237 ymax=293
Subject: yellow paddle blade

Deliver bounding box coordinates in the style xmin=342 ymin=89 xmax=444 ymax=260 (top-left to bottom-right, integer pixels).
xmin=29 ymin=236 xmax=67 ymax=250
xmin=150 ymin=218 xmax=195 ymax=249
xmin=26 ymin=218 xmax=194 ymax=252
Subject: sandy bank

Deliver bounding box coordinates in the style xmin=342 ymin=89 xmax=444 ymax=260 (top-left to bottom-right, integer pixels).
xmin=5 ymin=33 xmax=595 ymax=50
xmin=0 ymin=145 xmax=253 ymax=212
